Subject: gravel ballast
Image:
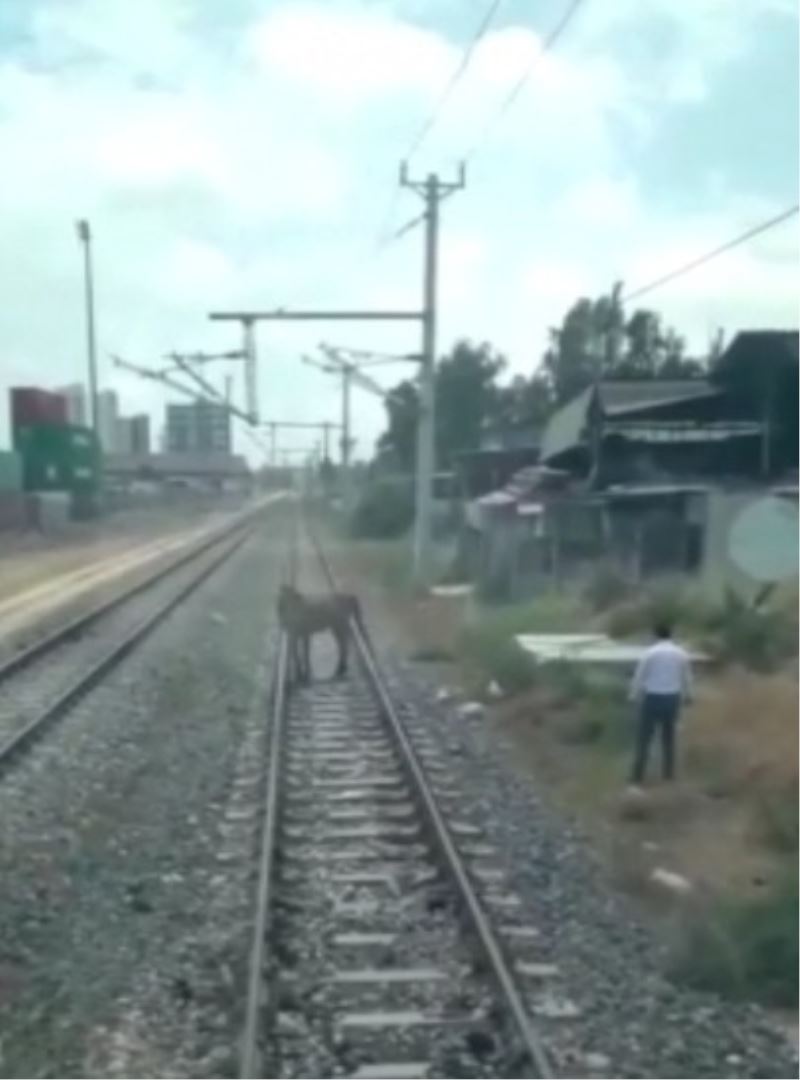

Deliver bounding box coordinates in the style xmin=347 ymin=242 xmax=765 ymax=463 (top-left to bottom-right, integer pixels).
xmin=0 ymin=522 xmax=285 ymax=1079
xmin=380 ymin=657 xmax=798 ymax=1080
xmin=1 ymin=508 xmax=796 ymax=1080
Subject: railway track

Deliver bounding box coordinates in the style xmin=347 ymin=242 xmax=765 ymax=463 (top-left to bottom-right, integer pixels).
xmin=241 ymin=520 xmax=554 ymax=1079
xmin=0 ymin=514 xmax=258 ymax=772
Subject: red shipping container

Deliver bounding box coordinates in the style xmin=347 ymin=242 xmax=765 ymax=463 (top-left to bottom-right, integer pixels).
xmin=10 ymin=387 xmax=67 ymax=428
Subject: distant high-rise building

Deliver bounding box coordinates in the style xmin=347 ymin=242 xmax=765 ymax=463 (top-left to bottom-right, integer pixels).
xmin=97 ymin=390 xmax=119 ymax=453
xmin=166 ymin=401 xmax=231 ymax=454
xmin=114 ymin=417 xmax=134 ymax=454
xmin=130 ymin=414 xmax=150 ymax=455
xmin=114 ymin=414 xmax=151 ymax=455
xmin=59 ymin=384 xmax=87 ymax=426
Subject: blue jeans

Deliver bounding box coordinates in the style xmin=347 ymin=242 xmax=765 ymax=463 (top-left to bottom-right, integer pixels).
xmin=631 ymin=693 xmax=680 ymax=783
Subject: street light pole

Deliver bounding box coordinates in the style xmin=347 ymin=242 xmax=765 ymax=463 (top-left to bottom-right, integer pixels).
xmin=76 ymin=219 xmax=99 ymax=440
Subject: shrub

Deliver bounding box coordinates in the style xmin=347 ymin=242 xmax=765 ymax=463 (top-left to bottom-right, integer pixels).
xmin=410 ymin=645 xmax=455 ymax=663
xmin=540 ymin=664 xmax=630 ymax=752
xmin=604 ymin=578 xmax=797 ymax=673
xmin=584 ymin=562 xmax=632 ymax=613
xmin=461 ymin=628 xmax=539 ymax=695
xmin=704 ymin=587 xmax=797 ymax=672
xmin=350 ymin=478 xmax=414 ymax=539
xmin=671 ymin=873 xmax=799 ymax=1007
xmin=754 ymin=779 xmax=799 ymax=853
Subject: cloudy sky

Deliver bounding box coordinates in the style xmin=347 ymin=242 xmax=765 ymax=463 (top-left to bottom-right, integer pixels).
xmin=0 ymin=0 xmax=797 ymax=461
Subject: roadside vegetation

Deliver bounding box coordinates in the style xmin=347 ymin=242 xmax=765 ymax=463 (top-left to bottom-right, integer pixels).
xmin=349 ymin=477 xmax=415 ymax=541
xmin=458 ymin=571 xmax=798 ymax=1011
xmin=333 ymin=513 xmax=798 ymax=1013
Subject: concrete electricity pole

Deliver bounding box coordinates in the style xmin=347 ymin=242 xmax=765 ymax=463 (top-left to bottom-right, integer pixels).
xmin=400 ymin=164 xmax=466 ymax=584
xmin=76 ymin=219 xmax=99 ymax=439
xmin=306 ymin=348 xmax=356 ymax=512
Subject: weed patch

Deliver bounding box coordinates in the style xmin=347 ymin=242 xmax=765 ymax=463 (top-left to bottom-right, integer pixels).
xmin=754 ymin=780 xmax=799 ymax=854
xmin=459 ymin=594 xmax=585 ymax=696
xmin=604 ymin=579 xmax=797 ymax=674
xmin=409 ymin=645 xmax=455 ymax=663
xmin=671 ymin=873 xmax=799 ymax=1007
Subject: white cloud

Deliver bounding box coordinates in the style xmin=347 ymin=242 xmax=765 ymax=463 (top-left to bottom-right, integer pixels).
xmin=0 ymin=0 xmax=795 ymax=459
xmin=95 ymin=100 xmax=227 ymax=189
xmin=247 ymin=3 xmax=453 ymax=103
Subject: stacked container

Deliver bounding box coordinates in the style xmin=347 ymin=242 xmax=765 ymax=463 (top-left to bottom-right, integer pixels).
xmin=10 ymin=388 xmax=68 ymax=427
xmin=13 ymin=422 xmax=101 ymax=492
xmin=0 ymin=450 xmax=23 ymax=492
xmin=8 ymin=387 xmax=102 ymax=520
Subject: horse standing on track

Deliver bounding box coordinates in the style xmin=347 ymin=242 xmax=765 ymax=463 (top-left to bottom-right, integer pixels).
xmin=277 ymin=584 xmax=364 ymax=684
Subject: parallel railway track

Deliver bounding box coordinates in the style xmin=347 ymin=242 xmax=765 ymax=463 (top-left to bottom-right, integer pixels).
xmin=241 ymin=518 xmax=554 ymax=1079
xmin=0 ymin=513 xmax=259 ymax=772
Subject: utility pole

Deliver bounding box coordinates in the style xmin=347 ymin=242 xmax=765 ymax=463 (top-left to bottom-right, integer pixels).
xmin=259 ymin=418 xmax=342 ymax=470
xmin=164 ymin=350 xmax=249 ymax=423
xmin=208 ymin=306 xmax=424 ymax=463
xmin=242 ymin=317 xmax=258 ymax=423
xmin=341 ymin=364 xmax=352 ymax=489
xmin=306 ymin=349 xmax=356 ymax=512
xmin=400 ymin=163 xmax=466 ymax=584
xmin=112 ymin=353 xmax=272 ymax=464
xmin=76 ymin=219 xmax=99 ymax=440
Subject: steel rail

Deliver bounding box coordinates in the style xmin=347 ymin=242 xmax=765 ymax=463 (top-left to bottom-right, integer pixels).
xmin=239 ymin=507 xmax=298 ymax=1079
xmin=0 ymin=515 xmax=258 ymax=686
xmin=306 ymin=520 xmax=553 ymax=1078
xmin=0 ymin=530 xmax=250 ymax=773
xmin=239 ymin=630 xmax=288 ymax=1079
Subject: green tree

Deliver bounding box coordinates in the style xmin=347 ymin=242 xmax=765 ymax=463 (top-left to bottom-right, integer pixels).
xmin=377 ymin=339 xmax=507 ymax=470
xmin=615 ymin=311 xmax=703 ymax=379
xmin=545 ymin=296 xmax=705 ymax=402
xmin=434 ymin=340 xmax=506 ymax=466
xmin=543 ymin=297 xmax=605 ymax=404
xmin=376 ymin=380 xmax=418 ymax=471
xmin=492 ymin=373 xmax=553 ymax=434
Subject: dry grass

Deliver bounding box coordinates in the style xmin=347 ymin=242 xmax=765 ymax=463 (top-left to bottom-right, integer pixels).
xmin=684 ymin=669 xmax=797 ymax=807
xmin=336 ymin=520 xmax=799 ymax=1006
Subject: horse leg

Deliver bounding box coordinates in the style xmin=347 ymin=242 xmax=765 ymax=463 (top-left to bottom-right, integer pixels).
xmin=287 ymin=633 xmax=298 ymax=686
xmin=303 ymin=634 xmax=312 ymax=683
xmin=334 ymin=628 xmax=348 ymax=678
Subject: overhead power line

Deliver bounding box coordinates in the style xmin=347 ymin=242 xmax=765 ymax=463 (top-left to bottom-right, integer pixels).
xmin=405 ymin=0 xmax=505 ymax=162
xmin=623 ymin=203 xmax=799 ymax=303
xmin=373 ymin=0 xmax=505 ymax=250
xmin=375 ymin=0 xmax=587 ymax=252
xmin=465 ymin=0 xmax=588 ymax=162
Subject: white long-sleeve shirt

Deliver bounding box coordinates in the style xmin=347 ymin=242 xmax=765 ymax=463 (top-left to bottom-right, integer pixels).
xmin=630 ymin=639 xmax=693 ymax=701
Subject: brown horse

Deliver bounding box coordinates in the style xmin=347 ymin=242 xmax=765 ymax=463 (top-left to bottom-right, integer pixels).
xmin=277 ymin=584 xmax=364 ymax=683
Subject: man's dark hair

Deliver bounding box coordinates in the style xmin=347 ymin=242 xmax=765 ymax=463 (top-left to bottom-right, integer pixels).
xmin=654 ymin=620 xmax=672 ymax=639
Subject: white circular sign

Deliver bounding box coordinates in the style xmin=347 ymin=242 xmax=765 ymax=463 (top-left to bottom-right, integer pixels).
xmin=728 ymin=496 xmax=798 ymax=583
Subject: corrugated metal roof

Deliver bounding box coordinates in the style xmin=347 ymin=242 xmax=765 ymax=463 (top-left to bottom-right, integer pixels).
xmin=719 ymin=330 xmax=799 ymax=367
xmin=605 ymin=483 xmax=711 ymax=498
xmin=599 ymin=379 xmax=717 ymax=416
xmin=540 ymin=386 xmax=593 ymax=462
xmin=541 ymin=379 xmax=722 ymax=462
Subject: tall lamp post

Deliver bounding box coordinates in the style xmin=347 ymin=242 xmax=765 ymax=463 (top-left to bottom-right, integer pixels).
xmin=76 ymin=219 xmax=99 ymax=439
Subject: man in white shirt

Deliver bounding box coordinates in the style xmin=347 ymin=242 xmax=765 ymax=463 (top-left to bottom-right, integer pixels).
xmin=629 ymin=621 xmax=693 ymax=784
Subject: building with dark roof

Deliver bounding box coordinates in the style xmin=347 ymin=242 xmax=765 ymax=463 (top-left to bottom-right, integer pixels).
xmin=540 ymin=330 xmax=798 ymax=485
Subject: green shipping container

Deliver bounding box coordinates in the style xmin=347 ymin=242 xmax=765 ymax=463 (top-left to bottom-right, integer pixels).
xmin=0 ymin=450 xmax=23 ymax=492
xmin=15 ymin=423 xmax=101 ymax=493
